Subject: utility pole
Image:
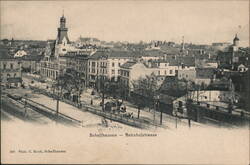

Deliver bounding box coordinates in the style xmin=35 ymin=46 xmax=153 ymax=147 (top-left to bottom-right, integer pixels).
xmin=24 ymin=99 xmax=27 ymax=117
xmin=101 ymin=76 xmax=105 ymax=112
xmin=153 ymin=98 xmax=156 ymax=124
xmin=56 ymin=76 xmax=60 ymax=117
xmin=175 ymin=114 xmax=178 ymax=129
xmin=160 ymin=100 xmax=163 ymax=125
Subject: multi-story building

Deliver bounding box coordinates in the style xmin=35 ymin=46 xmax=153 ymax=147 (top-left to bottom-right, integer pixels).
xmin=21 ymin=55 xmax=44 ymax=74
xmin=147 ymin=56 xmax=196 ymax=78
xmin=178 ymin=67 xmax=216 ymax=86
xmin=217 ymin=34 xmax=249 ymax=70
xmin=119 ymin=61 xmax=153 ymax=91
xmin=0 ymin=45 xmax=22 ymax=88
xmin=40 ymin=14 xmax=72 ymax=80
xmin=59 ymin=51 xmax=89 ymax=86
xmin=87 ymin=51 xmax=135 ymax=87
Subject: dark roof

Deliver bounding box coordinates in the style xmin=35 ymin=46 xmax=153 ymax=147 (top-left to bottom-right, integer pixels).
xmin=89 ymin=50 xmax=139 ymax=59
xmin=22 ymin=55 xmax=44 ymax=61
xmin=153 ymin=56 xmax=195 ymax=67
xmin=143 ymin=50 xmax=165 ymax=57
xmin=108 ymin=51 xmax=139 ymax=58
xmin=78 ymin=37 xmax=100 ymax=42
xmin=178 ymin=56 xmax=195 ymax=66
xmin=0 ymin=45 xmax=13 ymax=59
xmin=120 ymin=61 xmax=137 ymax=69
xmin=88 ymin=51 xmax=109 ymax=59
xmin=160 ymin=46 xmax=181 ymax=54
xmin=196 ymin=68 xmax=215 ymax=79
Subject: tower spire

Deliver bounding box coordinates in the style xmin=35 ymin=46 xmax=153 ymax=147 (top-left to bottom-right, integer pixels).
xmin=62 ymin=9 xmax=64 ymax=17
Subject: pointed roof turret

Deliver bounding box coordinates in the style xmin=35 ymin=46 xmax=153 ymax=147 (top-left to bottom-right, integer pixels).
xmin=233 ymin=34 xmax=239 ymax=41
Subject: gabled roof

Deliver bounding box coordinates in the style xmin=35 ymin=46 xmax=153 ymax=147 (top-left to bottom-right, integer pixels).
xmin=120 ymin=61 xmax=137 ymax=69
xmin=238 ymin=64 xmax=246 ymax=68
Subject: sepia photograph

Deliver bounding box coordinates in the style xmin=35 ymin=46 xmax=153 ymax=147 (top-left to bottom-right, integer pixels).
xmin=0 ymin=0 xmax=249 ymax=164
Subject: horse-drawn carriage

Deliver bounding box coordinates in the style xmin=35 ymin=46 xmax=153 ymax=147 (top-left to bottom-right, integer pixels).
xmin=101 ymin=100 xmax=127 ymax=114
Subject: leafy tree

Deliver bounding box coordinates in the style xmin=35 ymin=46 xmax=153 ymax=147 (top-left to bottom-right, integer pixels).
xmin=53 ymin=68 xmax=85 ymax=103
xmin=131 ymin=74 xmax=161 ymax=118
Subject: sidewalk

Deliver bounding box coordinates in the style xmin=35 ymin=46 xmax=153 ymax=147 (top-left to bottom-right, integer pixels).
xmin=80 ymin=88 xmax=206 ymax=130
xmin=22 ymin=74 xmax=208 ymax=130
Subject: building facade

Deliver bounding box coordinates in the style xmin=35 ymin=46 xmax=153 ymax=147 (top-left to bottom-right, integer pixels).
xmin=0 ymin=52 xmax=22 ymax=88
xmin=40 ymin=14 xmax=72 ymax=80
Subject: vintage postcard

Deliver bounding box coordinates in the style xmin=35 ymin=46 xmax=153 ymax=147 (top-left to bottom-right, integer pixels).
xmin=0 ymin=0 xmax=249 ymax=164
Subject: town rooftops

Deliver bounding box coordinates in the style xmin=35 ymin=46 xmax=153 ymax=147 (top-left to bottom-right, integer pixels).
xmin=142 ymin=49 xmax=165 ymax=57
xmin=21 ymin=55 xmax=44 ymax=61
xmin=78 ymin=37 xmax=100 ymax=42
xmin=196 ymin=68 xmax=215 ymax=79
xmin=89 ymin=50 xmax=139 ymax=59
xmin=0 ymin=45 xmax=14 ymax=59
xmin=150 ymin=56 xmax=195 ymax=67
xmin=120 ymin=61 xmax=137 ymax=69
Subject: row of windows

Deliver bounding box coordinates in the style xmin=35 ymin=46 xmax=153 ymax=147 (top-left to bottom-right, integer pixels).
xmin=2 ymin=63 xmax=15 ymax=70
xmin=89 ymin=61 xmax=123 ymax=68
xmin=119 ymin=70 xmax=129 ymax=77
xmin=41 ymin=69 xmax=58 ymax=78
xmin=89 ymin=61 xmax=108 ymax=67
xmin=156 ymin=69 xmax=176 ymax=75
xmin=179 ymin=73 xmax=191 ymax=78
xmin=5 ymin=73 xmax=18 ymax=78
xmin=89 ymin=68 xmax=107 ymax=74
xmin=111 ymin=62 xmax=121 ymax=67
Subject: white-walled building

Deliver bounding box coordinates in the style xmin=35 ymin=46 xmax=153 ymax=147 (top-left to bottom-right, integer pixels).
xmin=119 ymin=61 xmax=153 ymax=90
xmin=14 ymin=50 xmax=27 ymax=58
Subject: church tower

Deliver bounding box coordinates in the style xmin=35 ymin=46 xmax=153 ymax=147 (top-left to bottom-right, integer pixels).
xmin=233 ymin=34 xmax=239 ymax=47
xmin=232 ymin=34 xmax=239 ymax=52
xmin=55 ymin=12 xmax=70 ymax=56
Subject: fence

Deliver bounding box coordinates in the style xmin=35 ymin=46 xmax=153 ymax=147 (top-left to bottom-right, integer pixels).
xmin=29 ymin=86 xmax=151 ymax=128
xmin=188 ymin=101 xmax=250 ymax=125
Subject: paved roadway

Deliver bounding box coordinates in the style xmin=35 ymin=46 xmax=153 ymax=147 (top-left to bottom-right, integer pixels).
xmin=1 ymin=95 xmax=56 ymax=125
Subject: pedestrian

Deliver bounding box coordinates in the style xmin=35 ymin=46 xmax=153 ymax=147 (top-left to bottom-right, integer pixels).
xmin=91 ymin=99 xmax=93 ymax=105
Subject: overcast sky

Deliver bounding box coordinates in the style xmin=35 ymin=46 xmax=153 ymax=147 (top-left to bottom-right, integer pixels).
xmin=0 ymin=1 xmax=249 ymax=46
